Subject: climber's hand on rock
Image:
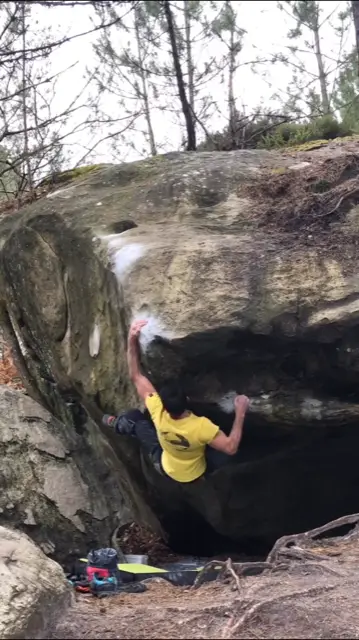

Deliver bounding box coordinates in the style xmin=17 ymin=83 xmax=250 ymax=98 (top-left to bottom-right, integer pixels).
xmin=234 ymin=395 xmax=249 ymax=415
xmin=129 ymin=320 xmax=148 ymax=340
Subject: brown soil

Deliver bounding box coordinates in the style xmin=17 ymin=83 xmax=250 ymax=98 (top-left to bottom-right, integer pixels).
xmin=53 ymin=581 xmax=235 ymax=640
xmin=53 ymin=515 xmax=359 ymax=639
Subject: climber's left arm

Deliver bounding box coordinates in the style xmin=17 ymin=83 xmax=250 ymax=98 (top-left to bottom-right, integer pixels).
xmin=127 ymin=320 xmax=156 ymax=400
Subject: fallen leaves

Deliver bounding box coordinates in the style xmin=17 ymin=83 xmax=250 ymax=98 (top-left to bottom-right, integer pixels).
xmin=0 ymin=344 xmax=24 ymax=389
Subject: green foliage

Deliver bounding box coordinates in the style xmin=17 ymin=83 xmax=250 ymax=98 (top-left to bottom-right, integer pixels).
xmin=211 ymin=1 xmax=245 ymax=53
xmin=280 ymin=0 xmax=320 ymax=34
xmin=332 ymin=49 xmax=359 ymax=132
xmin=199 ymin=112 xmax=352 ymax=152
xmin=258 ymin=115 xmax=351 ymax=149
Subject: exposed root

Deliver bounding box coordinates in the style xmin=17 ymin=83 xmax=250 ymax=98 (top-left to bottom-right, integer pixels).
xmin=110 ymin=524 xmax=127 ymax=564
xmin=277 ymin=544 xmax=333 ymax=561
xmin=194 ymin=514 xmax=358 ymax=597
xmin=192 ymin=560 xmax=272 ymax=591
xmin=225 ymin=558 xmax=242 ymax=592
xmin=314 ymin=187 xmax=359 ymax=220
xmin=267 ymin=513 xmax=359 ymax=564
xmin=222 ymin=584 xmax=338 ymax=639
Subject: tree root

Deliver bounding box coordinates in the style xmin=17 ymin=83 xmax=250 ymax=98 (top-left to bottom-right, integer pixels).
xmin=267 ymin=513 xmax=359 ymax=564
xmin=192 ymin=559 xmax=273 ymax=591
xmin=110 ymin=524 xmax=127 ymax=564
xmin=194 ymin=514 xmax=359 ymax=594
xmin=277 ymin=544 xmax=333 ymax=562
xmin=221 ymin=584 xmax=338 ymax=638
xmin=226 ymin=558 xmax=242 ymax=592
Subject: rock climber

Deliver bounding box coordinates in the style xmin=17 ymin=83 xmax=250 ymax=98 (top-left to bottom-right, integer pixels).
xmin=103 ymin=319 xmax=249 ymax=482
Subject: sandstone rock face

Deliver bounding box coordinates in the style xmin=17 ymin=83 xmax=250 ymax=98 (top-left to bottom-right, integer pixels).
xmin=2 ymin=143 xmax=359 ymax=553
xmin=0 ymin=526 xmax=72 ymax=639
xmin=0 ymin=385 xmax=132 ymax=565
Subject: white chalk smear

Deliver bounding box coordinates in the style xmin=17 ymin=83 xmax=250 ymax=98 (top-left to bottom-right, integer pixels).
xmin=46 ymin=186 xmax=75 ymax=199
xmin=89 ymin=323 xmax=101 ymax=357
xmin=113 ymin=243 xmax=147 ymax=281
xmin=104 ymin=231 xmax=137 ymax=252
xmin=218 ymin=391 xmax=261 ymax=414
xmin=132 ymin=312 xmax=174 ymax=352
xmin=217 ymin=391 xmax=237 ymax=413
xmin=301 ymin=397 xmax=323 ymax=421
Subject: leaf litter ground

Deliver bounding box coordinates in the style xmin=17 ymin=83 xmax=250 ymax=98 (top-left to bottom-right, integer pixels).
xmin=52 ymin=514 xmax=359 ymax=639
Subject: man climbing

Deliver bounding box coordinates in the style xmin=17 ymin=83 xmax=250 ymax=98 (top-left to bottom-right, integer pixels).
xmin=103 ymin=320 xmax=249 ymax=483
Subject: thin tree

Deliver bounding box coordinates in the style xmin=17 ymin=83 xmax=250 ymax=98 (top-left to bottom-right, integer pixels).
xmin=184 ymin=0 xmax=195 ymax=113
xmin=20 ymin=3 xmax=33 ymax=194
xmin=277 ymin=1 xmax=341 ymax=115
xmin=91 ymin=0 xmax=160 ymax=158
xmin=351 ymin=1 xmax=359 ymax=74
xmin=134 ymin=3 xmax=157 ymax=156
xmin=210 ymin=0 xmax=245 ymax=147
xmin=162 ymin=0 xmax=196 ymax=150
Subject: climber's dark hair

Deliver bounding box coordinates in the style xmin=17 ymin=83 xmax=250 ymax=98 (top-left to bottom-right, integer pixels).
xmin=159 ymin=379 xmax=187 ymax=418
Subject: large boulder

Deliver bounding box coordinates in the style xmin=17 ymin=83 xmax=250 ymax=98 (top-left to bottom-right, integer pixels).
xmin=2 ymin=141 xmax=359 ymax=553
xmin=0 ymin=384 xmax=132 ymax=566
xmin=0 ymin=525 xmax=72 ymax=639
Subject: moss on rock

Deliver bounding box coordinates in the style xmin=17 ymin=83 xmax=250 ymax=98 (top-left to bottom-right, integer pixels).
xmin=288 ymin=139 xmax=329 ymax=152
xmin=38 ymin=164 xmax=104 ymax=188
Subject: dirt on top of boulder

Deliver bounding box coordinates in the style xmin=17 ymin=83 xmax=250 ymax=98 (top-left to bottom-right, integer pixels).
xmin=240 ymin=151 xmax=359 ymax=235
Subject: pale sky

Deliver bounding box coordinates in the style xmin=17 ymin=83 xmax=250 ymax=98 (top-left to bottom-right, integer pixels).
xmin=32 ymin=0 xmax=356 ymax=166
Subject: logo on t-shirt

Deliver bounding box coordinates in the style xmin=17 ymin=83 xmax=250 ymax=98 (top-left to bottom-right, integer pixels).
xmin=161 ymin=431 xmax=190 ymax=450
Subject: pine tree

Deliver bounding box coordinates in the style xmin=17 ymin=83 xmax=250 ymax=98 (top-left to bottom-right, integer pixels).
xmin=277 ymin=1 xmax=351 ymax=117
xmin=333 ymin=49 xmax=359 ymax=131
xmin=91 ymin=1 xmax=160 ymax=158
xmin=351 ymin=1 xmax=359 ymax=71
xmin=210 ymin=0 xmax=245 ymax=144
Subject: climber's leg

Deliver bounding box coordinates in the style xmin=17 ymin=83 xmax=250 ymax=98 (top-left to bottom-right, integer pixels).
xmin=134 ymin=415 xmax=163 ymax=466
xmin=102 ymin=409 xmax=162 ymax=468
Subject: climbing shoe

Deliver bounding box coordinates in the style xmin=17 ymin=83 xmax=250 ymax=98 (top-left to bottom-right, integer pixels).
xmin=103 ymin=409 xmax=145 ymax=437
xmin=102 ymin=414 xmax=116 ymax=428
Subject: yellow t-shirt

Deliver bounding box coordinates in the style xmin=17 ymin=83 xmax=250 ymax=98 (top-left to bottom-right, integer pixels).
xmin=145 ymin=393 xmax=219 ymax=483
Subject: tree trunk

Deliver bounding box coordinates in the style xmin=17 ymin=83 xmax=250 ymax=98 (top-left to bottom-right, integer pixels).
xmin=184 ymin=0 xmax=195 ymax=113
xmin=351 ymin=1 xmax=359 ymax=75
xmin=162 ymin=0 xmax=196 ymax=151
xmin=225 ymin=0 xmax=237 ymax=148
xmin=134 ymin=5 xmax=157 ymax=156
xmin=228 ymin=19 xmax=236 ymax=145
xmin=313 ymin=24 xmax=330 ymax=114
xmin=20 ymin=3 xmax=33 ymax=195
